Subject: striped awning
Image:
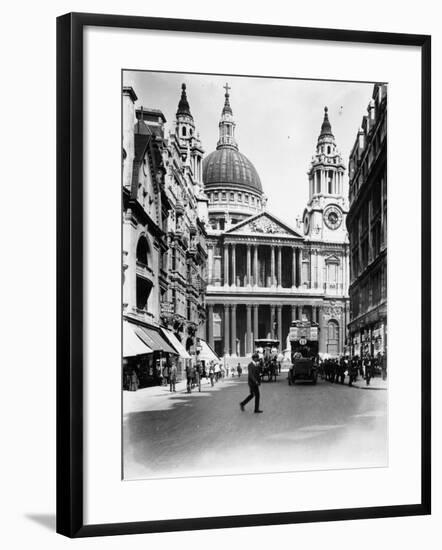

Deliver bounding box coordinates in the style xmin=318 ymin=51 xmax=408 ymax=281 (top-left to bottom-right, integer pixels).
xmin=123 ymin=321 xmax=153 ymax=357
xmin=135 ymin=326 xmax=176 ymax=354
xmin=160 ymin=328 xmax=191 ymax=360
xmin=197 ymin=339 xmax=219 ymax=363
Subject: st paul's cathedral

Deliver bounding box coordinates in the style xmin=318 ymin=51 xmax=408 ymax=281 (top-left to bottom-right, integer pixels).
xmin=201 ymin=85 xmax=350 ymax=361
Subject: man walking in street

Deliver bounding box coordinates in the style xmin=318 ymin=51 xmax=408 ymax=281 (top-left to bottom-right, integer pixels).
xmin=239 ymin=353 xmax=263 ymax=414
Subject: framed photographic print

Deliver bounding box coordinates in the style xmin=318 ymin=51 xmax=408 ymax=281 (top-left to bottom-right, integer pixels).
xmin=56 ymin=12 xmax=431 ymax=537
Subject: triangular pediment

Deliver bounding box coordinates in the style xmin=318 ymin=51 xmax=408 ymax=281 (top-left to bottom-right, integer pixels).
xmin=225 ymin=212 xmax=303 ymax=239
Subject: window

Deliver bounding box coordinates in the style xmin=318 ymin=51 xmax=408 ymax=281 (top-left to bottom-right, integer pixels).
xmin=222 ymin=192 xmax=227 ymax=201
xmin=136 ymin=277 xmax=153 ymax=310
xmin=230 ymin=192 xmax=235 ymax=201
xmin=182 ymin=127 xmax=187 ymax=137
xmin=327 ymin=320 xmax=340 ymax=355
xmin=238 ymin=193 xmax=242 ymax=202
xmin=189 ymin=128 xmax=193 ymax=136
xmin=214 ymin=192 xmax=219 ymax=201
xmin=136 ymin=237 xmax=149 ymax=266
xmin=245 ymin=194 xmax=249 ymax=203
xmin=327 ymin=145 xmax=331 ymax=154
xmin=327 ymin=262 xmax=337 ymax=283
xmin=328 ymin=170 xmax=333 ymax=194
xmin=361 ymin=238 xmax=369 ymax=267
xmin=251 ymin=196 xmax=255 ymax=205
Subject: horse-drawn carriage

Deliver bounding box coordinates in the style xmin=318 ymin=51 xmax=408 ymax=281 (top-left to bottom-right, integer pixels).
xmin=254 ymin=339 xmax=281 ymax=382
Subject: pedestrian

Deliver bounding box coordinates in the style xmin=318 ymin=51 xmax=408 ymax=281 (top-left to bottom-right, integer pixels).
xmin=162 ymin=363 xmax=169 ymax=387
xmin=214 ymin=362 xmax=220 ymax=382
xmin=237 ymin=363 xmax=242 ymax=378
xmin=240 ymin=353 xmax=263 ymax=413
xmin=364 ymin=354 xmax=372 ymax=386
xmin=129 ymin=369 xmax=139 ymax=391
xmin=194 ymin=363 xmax=202 ymax=392
xmin=169 ymin=362 xmax=177 ymax=392
xmin=209 ymin=363 xmax=215 ymax=386
xmin=380 ymin=353 xmax=387 ymax=380
xmin=186 ymin=363 xmax=193 ymax=393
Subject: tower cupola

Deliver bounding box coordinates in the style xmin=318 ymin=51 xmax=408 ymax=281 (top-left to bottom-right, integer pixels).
xmin=216 ymin=83 xmax=238 ymax=150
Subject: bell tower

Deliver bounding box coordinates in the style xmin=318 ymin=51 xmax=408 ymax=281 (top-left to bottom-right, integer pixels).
xmin=303 ymin=107 xmax=348 ymax=243
xmin=174 ymin=83 xmax=205 ymax=188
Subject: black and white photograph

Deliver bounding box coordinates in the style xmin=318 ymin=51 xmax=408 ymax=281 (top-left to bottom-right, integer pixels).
xmin=122 ymin=71 xmax=388 ymax=481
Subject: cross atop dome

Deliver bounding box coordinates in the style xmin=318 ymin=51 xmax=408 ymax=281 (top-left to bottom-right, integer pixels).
xmin=217 ymin=84 xmax=236 ymax=149
xmin=222 ymin=82 xmax=233 ymax=116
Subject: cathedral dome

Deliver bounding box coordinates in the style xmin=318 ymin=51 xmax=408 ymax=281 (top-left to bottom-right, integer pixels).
xmin=203 ymin=147 xmax=263 ymax=194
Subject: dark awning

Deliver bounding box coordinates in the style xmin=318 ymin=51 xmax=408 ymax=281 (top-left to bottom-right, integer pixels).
xmin=135 ymin=326 xmax=176 ymax=354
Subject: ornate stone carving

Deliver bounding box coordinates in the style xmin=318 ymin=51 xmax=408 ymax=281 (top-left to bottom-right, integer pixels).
xmin=322 ymin=305 xmax=343 ymax=317
xmin=237 ymin=216 xmax=290 ymax=235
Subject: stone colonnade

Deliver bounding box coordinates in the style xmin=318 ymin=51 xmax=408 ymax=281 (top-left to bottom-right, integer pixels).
xmin=212 ymin=242 xmax=303 ymax=288
xmin=206 ymin=302 xmax=322 ymax=357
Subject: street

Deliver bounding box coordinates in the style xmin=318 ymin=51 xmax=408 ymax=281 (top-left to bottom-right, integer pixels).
xmin=123 ymin=373 xmax=387 ymax=480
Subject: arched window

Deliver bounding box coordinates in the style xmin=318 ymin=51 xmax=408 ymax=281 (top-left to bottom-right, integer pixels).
xmin=189 ymin=128 xmax=193 ymax=136
xmin=328 ymin=170 xmax=334 ymax=194
xmin=327 ymin=145 xmax=331 ymax=154
xmin=182 ymin=126 xmax=187 ymax=137
xmin=136 ymin=236 xmax=149 ymax=266
xmin=327 ymin=320 xmax=340 ymax=355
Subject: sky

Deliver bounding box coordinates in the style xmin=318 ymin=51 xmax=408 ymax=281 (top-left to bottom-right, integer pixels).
xmin=123 ymin=70 xmax=374 ymax=228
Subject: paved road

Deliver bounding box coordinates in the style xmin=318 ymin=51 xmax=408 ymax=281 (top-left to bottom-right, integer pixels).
xmin=123 ymin=375 xmax=387 ymax=480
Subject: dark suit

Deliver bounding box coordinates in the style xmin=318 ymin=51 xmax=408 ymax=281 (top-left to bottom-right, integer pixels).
xmin=240 ymin=361 xmax=261 ymax=411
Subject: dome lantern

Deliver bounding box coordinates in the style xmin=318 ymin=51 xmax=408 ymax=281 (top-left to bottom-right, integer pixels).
xmin=216 ymin=83 xmax=238 ymax=150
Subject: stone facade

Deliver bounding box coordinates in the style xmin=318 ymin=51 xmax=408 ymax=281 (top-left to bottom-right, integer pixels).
xmin=122 ymin=85 xmax=208 ymax=356
xmin=204 ymin=91 xmax=349 ymax=360
xmin=346 ymin=84 xmax=387 ymax=357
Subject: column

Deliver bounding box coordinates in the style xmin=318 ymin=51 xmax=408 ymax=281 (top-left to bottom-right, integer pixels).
xmin=270 ymin=305 xmax=276 ymax=338
xmin=297 ymin=305 xmax=303 ymax=321
xmin=277 ymin=305 xmax=283 ymax=345
xmin=231 ymin=304 xmax=237 ymax=356
xmin=246 ymin=304 xmax=252 ymax=354
xmin=310 ymin=250 xmax=314 ymax=288
xmin=207 ymin=304 xmax=214 ymax=348
xmin=253 ymin=304 xmax=259 ymax=340
xmin=277 ymin=246 xmax=282 ymax=287
xmin=231 ymin=243 xmax=236 ymax=287
xmin=343 ymin=247 xmax=348 ymax=294
xmin=339 ymin=315 xmax=344 ymax=354
xmin=253 ymin=245 xmax=258 ymax=287
xmin=318 ymin=307 xmax=326 ymax=354
xmin=292 ymin=247 xmax=297 ymax=288
xmin=246 ymin=244 xmax=251 ymax=286
xmin=270 ymin=246 xmax=276 ymax=287
xmin=224 ymin=243 xmax=229 ymax=287
xmin=296 ymin=248 xmax=302 ymax=288
xmin=291 ymin=304 xmax=297 ymax=322
xmin=312 ymin=306 xmax=317 ymax=323
xmin=224 ymin=304 xmax=230 ymax=356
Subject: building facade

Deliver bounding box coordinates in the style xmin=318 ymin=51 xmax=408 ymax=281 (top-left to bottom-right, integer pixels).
xmin=203 ymin=88 xmax=350 ymax=361
xmin=346 ymin=84 xmax=387 ymax=358
xmin=122 ymin=85 xmax=209 ymax=382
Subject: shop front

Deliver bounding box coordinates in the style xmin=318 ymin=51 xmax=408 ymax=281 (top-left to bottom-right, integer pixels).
xmin=124 ymin=322 xmax=177 ymax=388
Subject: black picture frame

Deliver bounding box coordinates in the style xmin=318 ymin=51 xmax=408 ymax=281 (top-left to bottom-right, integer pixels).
xmin=56 ymin=12 xmax=431 ymax=538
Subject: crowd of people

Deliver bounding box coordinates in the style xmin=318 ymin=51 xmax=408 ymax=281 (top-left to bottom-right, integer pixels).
xmin=319 ymin=352 xmax=387 ymax=386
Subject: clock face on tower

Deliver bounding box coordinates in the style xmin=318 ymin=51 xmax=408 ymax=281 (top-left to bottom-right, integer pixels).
xmin=323 ymin=205 xmax=343 ymax=230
